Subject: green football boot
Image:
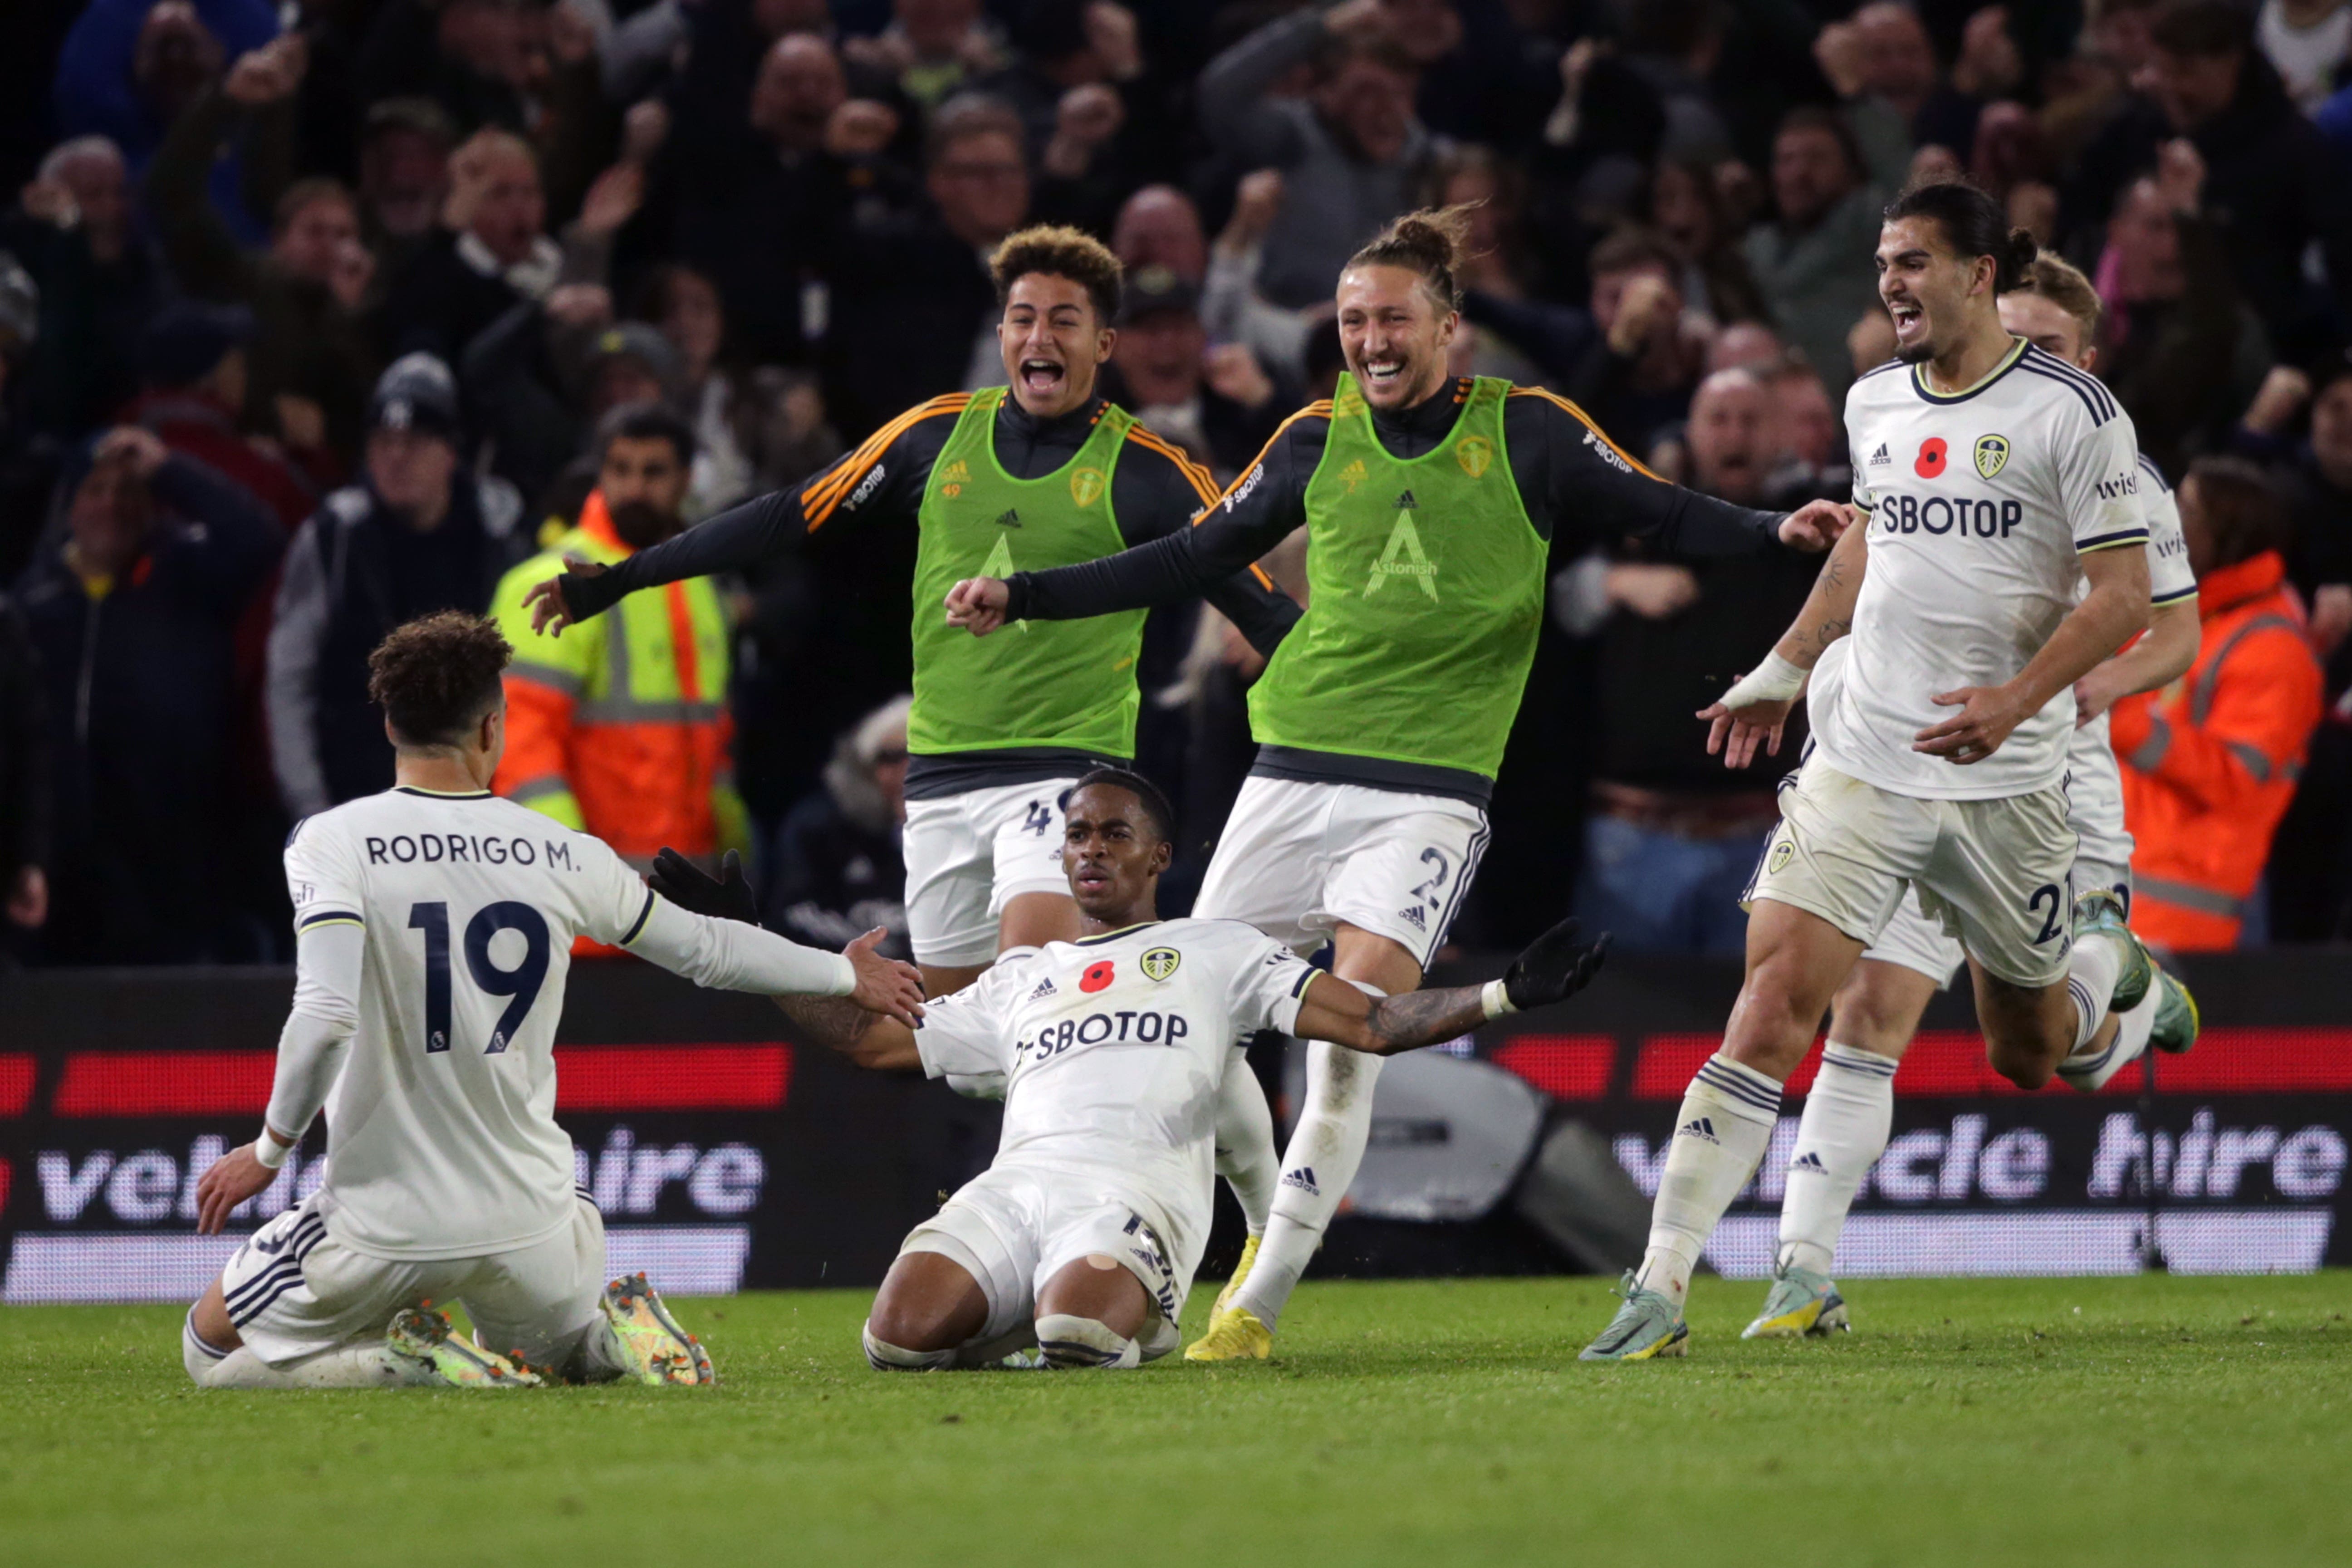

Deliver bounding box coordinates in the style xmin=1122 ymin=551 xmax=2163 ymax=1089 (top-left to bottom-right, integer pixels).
xmin=2074 ymin=889 xmax=2153 ymax=1012
xmin=601 ymin=1273 xmax=717 ymax=1386
xmin=1578 ymin=1271 xmax=1690 ymax=1362
xmin=386 ymin=1307 xmax=544 ymax=1388
xmin=1741 ymin=1262 xmax=1850 ymax=1339
xmin=2149 ymin=965 xmax=2201 ymax=1055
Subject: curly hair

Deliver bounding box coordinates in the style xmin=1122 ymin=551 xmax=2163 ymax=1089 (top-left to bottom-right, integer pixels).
xmin=990 ymin=224 xmax=1123 ymax=325
xmin=367 ymin=611 xmax=512 ymax=748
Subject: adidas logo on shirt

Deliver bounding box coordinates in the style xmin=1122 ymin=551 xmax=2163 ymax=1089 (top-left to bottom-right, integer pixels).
xmin=1791 ymin=1150 xmax=1826 ymax=1171
xmin=1029 ymin=977 xmax=1056 ymax=1000
xmin=1869 ymin=443 xmax=1891 ymax=466
xmin=1397 ymin=905 xmax=1427 ymax=931
xmin=1281 ymin=1166 xmax=1320 ymax=1195
xmin=993 ymin=508 xmax=1022 ymax=528
xmin=1678 ymin=1117 xmax=1719 ymax=1145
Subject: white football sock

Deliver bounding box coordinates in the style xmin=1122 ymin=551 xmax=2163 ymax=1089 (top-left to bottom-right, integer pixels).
xmin=1034 ymin=1313 xmax=1140 ymax=1370
xmin=197 ymin=1341 xmax=434 ymax=1389
xmin=1777 ymin=1043 xmax=1896 ymax=1277
xmin=2066 ymin=931 xmax=2125 ymax=1053
xmin=862 ymin=1323 xmax=955 ymax=1372
xmin=1636 ymin=1053 xmax=1784 ymax=1309
xmin=2061 ymin=988 xmax=2157 ymax=1092
xmin=1214 ymin=1045 xmax=1278 ymax=1236
xmin=1232 ymin=999 xmax=1388 ymax=1333
xmin=183 ymin=1310 xmax=232 ymax=1384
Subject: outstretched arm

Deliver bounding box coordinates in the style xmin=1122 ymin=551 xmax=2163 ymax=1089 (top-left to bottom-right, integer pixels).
xmin=1292 ymin=919 xmax=1610 ymax=1056
xmin=773 ymin=993 xmax=923 ymax=1071
xmin=1697 ymin=519 xmax=1868 ymax=768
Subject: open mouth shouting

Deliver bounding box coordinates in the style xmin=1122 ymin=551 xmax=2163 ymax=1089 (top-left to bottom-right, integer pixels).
xmin=1886 ymin=297 xmax=1927 ymax=350
xmin=1019 ymin=356 xmax=1066 ymax=397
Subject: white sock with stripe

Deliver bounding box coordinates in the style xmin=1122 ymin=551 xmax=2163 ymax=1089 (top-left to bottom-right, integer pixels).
xmin=1214 ymin=1044 xmax=1278 ymax=1236
xmin=2061 ymin=988 xmax=2158 ymax=1092
xmin=1777 ymin=1043 xmax=1896 ymax=1277
xmin=196 ymin=1341 xmax=433 ymax=1389
xmin=1636 ymin=1053 xmax=1784 ymax=1309
xmin=2065 ymin=932 xmax=2124 ymax=1054
xmin=1233 ymin=999 xmax=1390 ymax=1333
xmin=862 ymin=1324 xmax=955 ymax=1372
xmin=1035 ymin=1313 xmax=1140 ymax=1371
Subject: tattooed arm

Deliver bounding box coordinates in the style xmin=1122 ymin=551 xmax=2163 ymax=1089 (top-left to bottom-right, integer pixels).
xmin=773 ymin=995 xmax=923 ymax=1071
xmin=1697 ymin=522 xmax=1868 ymax=768
xmin=1291 ymin=919 xmax=1612 ymax=1056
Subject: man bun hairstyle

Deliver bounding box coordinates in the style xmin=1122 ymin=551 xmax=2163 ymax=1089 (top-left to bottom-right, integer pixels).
xmin=990 ymin=223 xmax=1124 ymax=327
xmin=2018 ymin=253 xmax=2104 ymax=341
xmin=1070 ymin=766 xmax=1177 ymax=847
xmin=368 ymin=611 xmax=512 ymax=749
xmin=1883 ymin=181 xmax=2038 ymax=293
xmin=1344 ymin=204 xmax=1478 ymax=313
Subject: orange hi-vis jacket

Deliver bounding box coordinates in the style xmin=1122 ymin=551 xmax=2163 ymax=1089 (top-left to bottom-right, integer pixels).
xmin=2110 ymin=550 xmax=2323 ymax=950
xmin=489 ymin=493 xmax=748 ymax=872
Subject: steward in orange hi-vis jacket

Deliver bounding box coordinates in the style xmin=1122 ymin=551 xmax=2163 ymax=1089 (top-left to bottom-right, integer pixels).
xmin=2112 ymin=459 xmax=2323 ymax=951
xmin=489 ymin=410 xmax=747 ymax=896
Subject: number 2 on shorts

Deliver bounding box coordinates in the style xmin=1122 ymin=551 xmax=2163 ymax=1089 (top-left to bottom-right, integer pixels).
xmin=2027 ymin=882 xmax=2067 ymax=946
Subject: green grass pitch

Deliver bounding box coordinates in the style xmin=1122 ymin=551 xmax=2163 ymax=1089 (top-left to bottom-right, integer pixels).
xmin=6 ymin=1273 xmax=2348 ymax=1567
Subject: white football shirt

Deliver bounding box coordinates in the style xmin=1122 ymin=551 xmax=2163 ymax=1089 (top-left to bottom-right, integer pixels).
xmin=2069 ymin=454 xmax=2198 ymax=869
xmin=912 ymin=918 xmax=1317 ymax=1295
xmin=1818 ymin=340 xmax=2147 ymax=799
xmin=284 ymin=785 xmax=680 ymax=1259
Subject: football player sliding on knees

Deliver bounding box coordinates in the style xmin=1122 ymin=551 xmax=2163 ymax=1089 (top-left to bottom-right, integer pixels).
xmin=650 ymin=770 xmax=1608 ymax=1372
xmin=182 ymin=613 xmax=923 ymax=1393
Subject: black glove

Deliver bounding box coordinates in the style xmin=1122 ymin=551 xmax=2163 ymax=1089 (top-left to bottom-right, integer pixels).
xmin=648 ymin=847 xmax=761 ymax=926
xmin=1502 ymin=918 xmax=1611 ymax=1011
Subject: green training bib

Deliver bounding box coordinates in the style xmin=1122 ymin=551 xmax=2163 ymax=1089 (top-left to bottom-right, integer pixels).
xmin=909 ymin=387 xmax=1146 ymax=757
xmin=1249 ymin=374 xmax=1546 ymax=781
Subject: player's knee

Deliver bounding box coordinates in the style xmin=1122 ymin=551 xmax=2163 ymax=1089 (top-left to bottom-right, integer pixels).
xmin=1034 ymin=1313 xmax=1139 ymax=1371
xmin=862 ymin=1294 xmax=960 ymax=1357
xmin=1986 ymin=1039 xmax=2056 ymax=1091
xmin=860 ymin=1322 xmax=956 ymax=1372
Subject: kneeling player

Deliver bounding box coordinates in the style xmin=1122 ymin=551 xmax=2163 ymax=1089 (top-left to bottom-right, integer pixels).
xmin=654 ymin=769 xmax=1610 ymax=1370
xmin=183 ymin=613 xmax=925 ymax=1389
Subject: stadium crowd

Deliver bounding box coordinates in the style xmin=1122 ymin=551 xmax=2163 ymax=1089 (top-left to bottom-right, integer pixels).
xmin=0 ymin=0 xmax=2349 ymax=969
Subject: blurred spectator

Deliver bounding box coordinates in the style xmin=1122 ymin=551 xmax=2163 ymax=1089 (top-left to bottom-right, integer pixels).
xmin=2075 ymin=0 xmax=2352 ymax=348
xmin=0 ymin=592 xmax=48 ymax=961
xmin=7 ymin=136 xmax=165 ymax=436
xmin=267 ymin=355 xmax=528 ymax=819
xmin=1647 ymin=155 xmax=1768 ymax=328
xmin=143 ymin=37 xmax=376 ymax=475
xmin=2244 ymin=353 xmax=2352 ymax=939
xmin=53 ymin=0 xmax=280 ymax=242
xmin=818 ymin=95 xmax=1030 ymax=436
xmin=637 ymin=264 xmax=843 ymax=520
xmin=15 ymin=427 xmax=279 ymax=962
xmin=2257 ymin=0 xmax=2352 ymax=113
xmin=1557 ymin=368 xmax=1818 ymax=956
xmin=982 ymin=0 xmax=1167 ymax=227
xmin=359 ymin=98 xmax=458 ymax=281
xmin=378 ymin=128 xmax=634 ymax=368
xmin=764 ymin=693 xmax=912 ymax=958
xmin=356 ymin=0 xmax=543 ymax=140
xmin=491 ymin=403 xmax=745 ymax=886
xmin=1100 ymin=265 xmax=1283 ymax=479
xmin=1743 ymin=105 xmax=1894 ymax=397
xmin=842 ymin=0 xmax=1009 ymax=115
xmin=2115 ymin=456 xmax=2325 ymax=950
xmin=1198 ymin=2 xmax=1431 ymax=311
xmin=666 ymin=25 xmax=875 ymax=369
xmin=1196 ymin=170 xmax=1318 ymax=386
xmin=122 ymin=302 xmax=314 ymax=530
xmin=0 ymin=255 xmax=59 ymax=582
xmin=1566 ymin=228 xmax=1705 ymax=460
xmin=1761 ymin=360 xmax=1850 ymax=508
xmin=2093 ymin=145 xmax=2274 ymax=479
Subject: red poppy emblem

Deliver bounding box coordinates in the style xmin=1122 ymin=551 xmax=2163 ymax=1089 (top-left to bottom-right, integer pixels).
xmin=1916 ymin=437 xmax=1948 ymax=478
xmin=1081 ymin=960 xmax=1115 ymax=993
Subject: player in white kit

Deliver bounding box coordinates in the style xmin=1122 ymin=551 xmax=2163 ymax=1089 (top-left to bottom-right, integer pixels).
xmin=1743 ymin=255 xmax=2205 ymax=1339
xmin=656 ymin=768 xmax=1609 ymax=1370
xmin=1581 ymin=183 xmax=2165 ymax=1361
xmin=182 ymin=613 xmax=925 ymax=1389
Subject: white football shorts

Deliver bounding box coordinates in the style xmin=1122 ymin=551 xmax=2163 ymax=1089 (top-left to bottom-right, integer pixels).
xmin=219 ymin=1192 xmax=607 ymax=1370
xmin=902 ymin=777 xmax=1081 ymax=967
xmin=896 ymin=1162 xmax=1186 ymax=1358
xmin=1746 ymin=759 xmax=2078 ymax=989
xmin=1193 ymin=776 xmax=1490 ymax=969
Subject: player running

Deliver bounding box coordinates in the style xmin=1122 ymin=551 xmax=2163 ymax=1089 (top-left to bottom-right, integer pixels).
xmin=944 ymin=206 xmax=1846 ymax=1360
xmin=520 ymin=226 xmax=1298 ymax=1004
xmin=1579 ymin=183 xmax=2166 ymax=1362
xmin=1740 ymin=253 xmax=2202 ymax=1341
xmin=653 ymin=768 xmax=1610 ymax=1371
xmin=181 ymin=612 xmax=925 ymax=1390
